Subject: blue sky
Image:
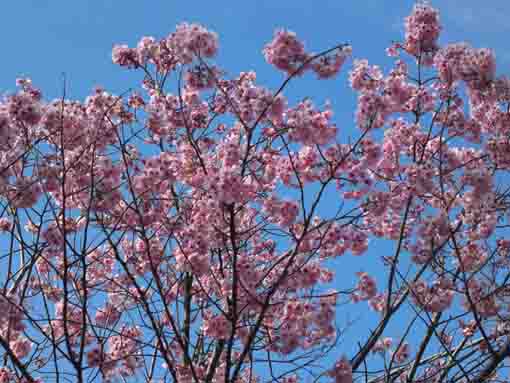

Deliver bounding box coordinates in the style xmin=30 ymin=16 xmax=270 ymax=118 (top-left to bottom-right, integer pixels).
xmin=1 ymin=0 xmax=510 ymax=380
xmin=2 ymin=1 xmax=509 ymax=98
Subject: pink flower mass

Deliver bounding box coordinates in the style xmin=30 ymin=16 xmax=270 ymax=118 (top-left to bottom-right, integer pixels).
xmin=0 ymin=2 xmax=510 ymax=382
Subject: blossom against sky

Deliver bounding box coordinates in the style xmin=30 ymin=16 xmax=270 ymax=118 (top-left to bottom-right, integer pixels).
xmin=2 ymin=1 xmax=508 ymax=99
xmin=0 ymin=1 xmax=509 ymax=377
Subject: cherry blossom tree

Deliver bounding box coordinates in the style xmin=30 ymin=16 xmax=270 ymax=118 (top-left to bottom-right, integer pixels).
xmin=0 ymin=2 xmax=509 ymax=382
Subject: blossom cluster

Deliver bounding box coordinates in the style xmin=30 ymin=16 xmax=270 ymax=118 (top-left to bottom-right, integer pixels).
xmin=0 ymin=2 xmax=510 ymax=383
xmin=263 ymin=29 xmax=351 ymax=78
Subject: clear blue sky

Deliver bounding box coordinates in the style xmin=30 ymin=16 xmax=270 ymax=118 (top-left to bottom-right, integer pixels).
xmin=2 ymin=1 xmax=509 ymax=100
xmin=1 ymin=0 xmax=509 ymax=380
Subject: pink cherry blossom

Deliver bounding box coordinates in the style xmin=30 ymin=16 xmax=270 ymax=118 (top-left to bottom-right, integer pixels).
xmin=0 ymin=3 xmax=509 ymax=383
